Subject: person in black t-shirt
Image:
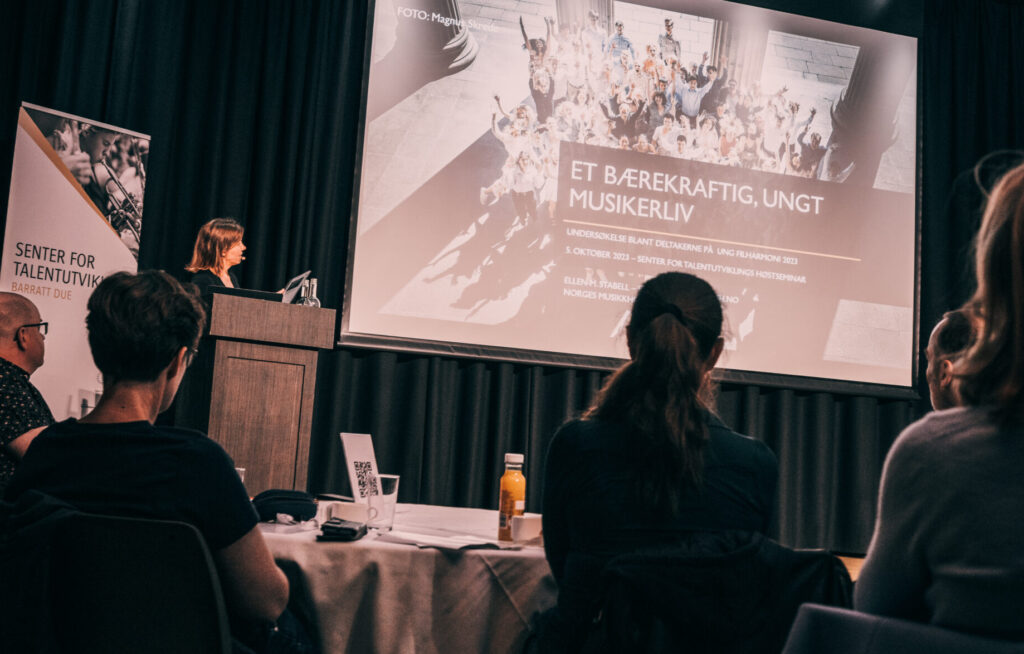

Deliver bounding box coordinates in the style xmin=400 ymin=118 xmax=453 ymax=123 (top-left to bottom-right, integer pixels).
xmin=6 ymin=271 xmax=299 ymax=651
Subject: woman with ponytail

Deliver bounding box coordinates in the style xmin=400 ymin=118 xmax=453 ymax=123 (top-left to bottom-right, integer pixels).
xmin=541 ymin=272 xmax=778 ymax=643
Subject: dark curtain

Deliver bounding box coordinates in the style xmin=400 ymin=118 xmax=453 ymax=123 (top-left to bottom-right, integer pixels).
xmin=2 ymin=0 xmax=1019 ymax=551
xmin=919 ymin=1 xmax=1024 ymax=331
xmin=0 ymin=0 xmax=363 ymax=299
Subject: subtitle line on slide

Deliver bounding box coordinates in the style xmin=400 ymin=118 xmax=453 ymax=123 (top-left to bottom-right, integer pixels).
xmin=562 ymin=219 xmax=862 ymax=262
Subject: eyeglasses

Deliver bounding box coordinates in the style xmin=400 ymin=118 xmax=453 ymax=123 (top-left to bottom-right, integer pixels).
xmin=184 ymin=347 xmax=199 ymax=368
xmin=17 ymin=322 xmax=48 ymax=337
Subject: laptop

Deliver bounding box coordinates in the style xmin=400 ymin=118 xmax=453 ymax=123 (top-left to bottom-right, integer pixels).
xmin=281 ymin=270 xmax=311 ymax=304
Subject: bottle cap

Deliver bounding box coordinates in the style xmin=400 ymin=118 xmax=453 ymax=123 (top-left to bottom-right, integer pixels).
xmin=505 ymin=453 xmax=524 ymax=465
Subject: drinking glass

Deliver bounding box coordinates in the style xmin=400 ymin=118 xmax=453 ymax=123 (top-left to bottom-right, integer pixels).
xmin=367 ymin=474 xmax=400 ymax=531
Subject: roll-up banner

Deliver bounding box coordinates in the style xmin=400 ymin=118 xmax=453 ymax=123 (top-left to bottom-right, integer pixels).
xmin=1 ymin=103 xmax=150 ymax=419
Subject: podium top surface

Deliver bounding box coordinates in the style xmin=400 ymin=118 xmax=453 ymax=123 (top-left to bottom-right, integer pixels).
xmin=207 ymin=293 xmax=335 ymax=349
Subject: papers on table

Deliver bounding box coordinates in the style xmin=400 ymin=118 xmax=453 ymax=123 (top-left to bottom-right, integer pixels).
xmin=376 ymin=525 xmax=521 ymax=551
xmin=370 ymin=505 xmax=544 ymax=551
xmin=260 ymin=519 xmax=320 ymax=534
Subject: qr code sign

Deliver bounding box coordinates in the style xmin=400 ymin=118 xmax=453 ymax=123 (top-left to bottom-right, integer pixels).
xmin=355 ymin=461 xmax=378 ymax=497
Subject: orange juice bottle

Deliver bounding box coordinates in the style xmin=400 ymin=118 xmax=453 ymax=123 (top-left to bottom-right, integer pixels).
xmin=498 ymin=453 xmax=525 ymax=541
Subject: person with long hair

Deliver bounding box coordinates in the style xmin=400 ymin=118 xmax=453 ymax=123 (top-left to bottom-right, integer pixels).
xmin=185 ymin=217 xmax=246 ymax=295
xmin=854 ymin=160 xmax=1024 ymax=638
xmin=541 ymin=272 xmax=778 ymax=641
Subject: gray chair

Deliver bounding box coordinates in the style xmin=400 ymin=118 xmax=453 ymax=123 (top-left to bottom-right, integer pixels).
xmin=781 ymin=603 xmax=1024 ymax=654
xmin=48 ymin=512 xmax=233 ymax=654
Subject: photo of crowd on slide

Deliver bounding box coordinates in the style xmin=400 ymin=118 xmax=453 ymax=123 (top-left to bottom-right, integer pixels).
xmin=479 ymin=5 xmax=913 ymax=236
xmin=25 ymin=107 xmax=148 ymax=261
xmin=350 ymin=0 xmax=916 ymax=373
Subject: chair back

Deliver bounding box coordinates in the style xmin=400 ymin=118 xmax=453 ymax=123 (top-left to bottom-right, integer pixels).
xmin=781 ymin=604 xmax=1024 ymax=654
xmin=578 ymin=531 xmax=852 ymax=654
xmin=48 ymin=512 xmax=232 ymax=654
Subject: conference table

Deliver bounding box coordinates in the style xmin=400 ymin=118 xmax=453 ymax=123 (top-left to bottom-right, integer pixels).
xmin=261 ymin=503 xmax=557 ymax=654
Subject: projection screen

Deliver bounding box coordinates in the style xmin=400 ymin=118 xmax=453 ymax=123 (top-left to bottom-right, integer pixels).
xmin=342 ymin=0 xmax=919 ymax=392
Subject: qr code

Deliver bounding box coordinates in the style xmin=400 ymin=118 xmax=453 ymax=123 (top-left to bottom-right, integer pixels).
xmin=354 ymin=461 xmax=378 ymax=497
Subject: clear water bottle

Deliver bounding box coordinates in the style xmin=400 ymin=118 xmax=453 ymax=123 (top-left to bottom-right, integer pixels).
xmin=300 ymin=278 xmax=321 ymax=307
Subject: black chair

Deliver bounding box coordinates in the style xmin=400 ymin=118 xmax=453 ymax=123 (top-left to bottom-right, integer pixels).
xmin=48 ymin=512 xmax=233 ymax=654
xmin=545 ymin=531 xmax=852 ymax=654
xmin=781 ymin=604 xmax=1024 ymax=654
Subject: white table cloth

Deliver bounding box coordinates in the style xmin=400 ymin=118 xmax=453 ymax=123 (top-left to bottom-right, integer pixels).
xmin=262 ymin=503 xmax=557 ymax=654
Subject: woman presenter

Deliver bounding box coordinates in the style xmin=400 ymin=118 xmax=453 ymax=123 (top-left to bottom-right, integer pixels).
xmin=185 ymin=218 xmax=246 ymax=296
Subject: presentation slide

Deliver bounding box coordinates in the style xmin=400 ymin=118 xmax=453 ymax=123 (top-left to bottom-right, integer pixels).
xmin=344 ymin=0 xmax=918 ymax=387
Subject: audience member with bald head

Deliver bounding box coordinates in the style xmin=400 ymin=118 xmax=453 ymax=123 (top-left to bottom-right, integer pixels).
xmin=0 ymin=293 xmax=53 ymax=493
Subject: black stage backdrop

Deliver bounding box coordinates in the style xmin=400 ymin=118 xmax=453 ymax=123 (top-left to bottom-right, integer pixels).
xmin=2 ymin=0 xmax=1021 ymax=551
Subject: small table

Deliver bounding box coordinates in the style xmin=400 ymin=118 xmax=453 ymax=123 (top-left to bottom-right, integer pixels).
xmin=262 ymin=504 xmax=557 ymax=654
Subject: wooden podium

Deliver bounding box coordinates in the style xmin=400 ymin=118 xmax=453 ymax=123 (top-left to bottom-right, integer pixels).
xmin=175 ymin=293 xmax=335 ymax=496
